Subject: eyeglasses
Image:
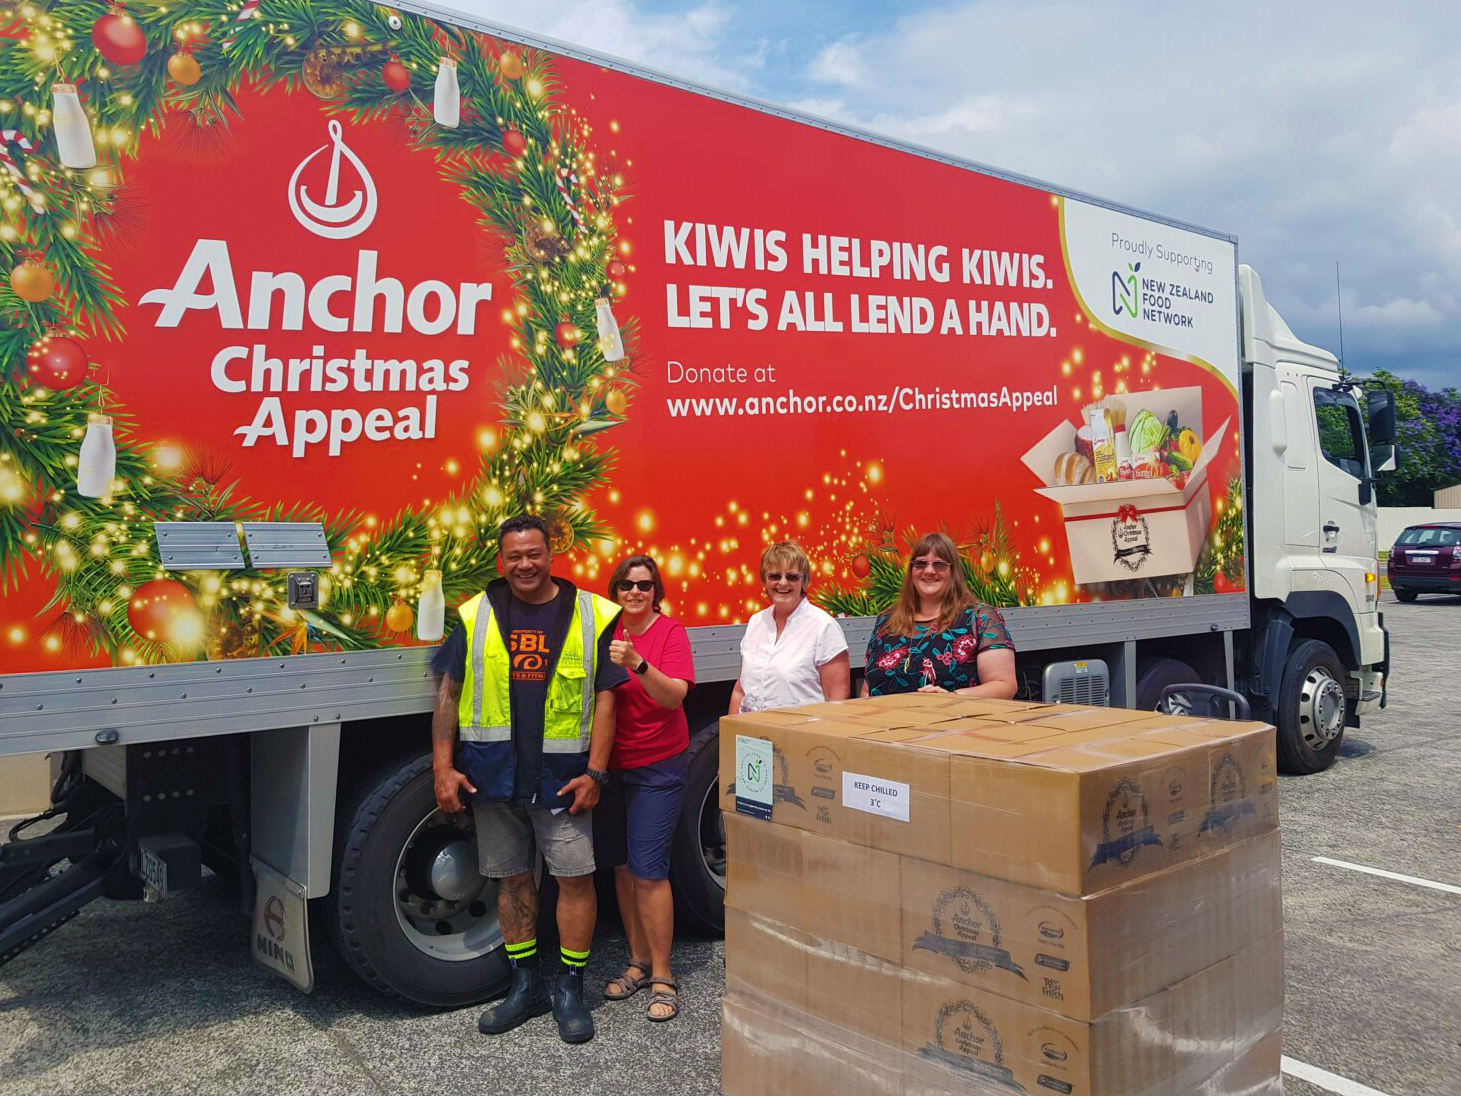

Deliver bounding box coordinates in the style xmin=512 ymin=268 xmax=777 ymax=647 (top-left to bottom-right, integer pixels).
xmin=766 ymin=572 xmax=804 ymax=584
xmin=616 ymin=579 xmax=655 ymax=592
xmin=910 ymin=559 xmax=952 ymax=573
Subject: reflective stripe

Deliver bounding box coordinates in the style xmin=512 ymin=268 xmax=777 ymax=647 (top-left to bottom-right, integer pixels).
xmin=543 ymin=736 xmax=590 ymax=754
xmin=577 ymin=591 xmax=595 ymax=742
xmin=460 ymin=724 xmax=510 ymax=743
xmin=470 ymin=599 xmax=493 ymax=730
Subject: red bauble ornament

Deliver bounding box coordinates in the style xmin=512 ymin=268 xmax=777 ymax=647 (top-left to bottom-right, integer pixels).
xmin=1213 ymin=571 xmax=1239 ymax=594
xmin=26 ymin=333 xmax=88 ymax=390
xmin=554 ymin=315 xmax=581 ymax=348
xmin=92 ymin=8 xmax=148 ymax=66
xmin=499 ymin=50 xmax=525 ymax=80
xmin=127 ymin=579 xmax=201 ymax=645
xmin=382 ymin=58 xmax=411 ymax=93
xmin=501 ymin=126 xmax=527 ymax=157
xmin=606 ymin=258 xmax=627 ymax=279
xmin=851 ymin=554 xmax=871 ymax=579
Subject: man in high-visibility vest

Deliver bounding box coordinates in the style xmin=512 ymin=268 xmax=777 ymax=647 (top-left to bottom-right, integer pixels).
xmin=431 ymin=514 xmax=627 ymax=1043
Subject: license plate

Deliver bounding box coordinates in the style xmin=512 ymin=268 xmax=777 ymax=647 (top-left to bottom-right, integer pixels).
xmin=1410 ymin=553 xmax=1436 ymax=563
xmin=140 ymin=844 xmax=169 ymax=897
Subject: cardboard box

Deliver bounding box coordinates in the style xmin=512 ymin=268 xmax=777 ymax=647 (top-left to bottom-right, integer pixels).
xmin=804 ymin=931 xmax=904 ymax=1043
xmin=899 ymin=830 xmax=1282 ymax=1020
xmin=724 ymin=908 xmax=809 ymax=1011
xmin=722 ymin=995 xmax=902 ymax=1096
xmin=943 ymin=723 xmax=1277 ymax=895
xmin=723 ymin=702 xmax=1277 ymax=895
xmin=1020 ymin=385 xmax=1231 ymax=585
xmin=726 ymin=814 xmax=902 ymax=961
xmin=901 ymin=932 xmax=1283 ymax=1096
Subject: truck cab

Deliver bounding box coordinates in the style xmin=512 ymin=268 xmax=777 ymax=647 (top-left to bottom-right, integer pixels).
xmin=1240 ymin=266 xmax=1393 ymax=771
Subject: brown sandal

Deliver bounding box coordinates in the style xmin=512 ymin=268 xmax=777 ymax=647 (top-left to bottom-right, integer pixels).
xmin=604 ymin=959 xmax=651 ymax=1001
xmin=645 ymin=975 xmax=679 ymax=1022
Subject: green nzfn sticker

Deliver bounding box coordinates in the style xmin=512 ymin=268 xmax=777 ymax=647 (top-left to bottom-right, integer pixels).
xmin=735 ymin=735 xmax=774 ymax=820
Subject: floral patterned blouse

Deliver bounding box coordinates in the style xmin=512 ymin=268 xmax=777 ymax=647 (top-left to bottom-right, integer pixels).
xmin=863 ymin=604 xmax=1014 ymax=696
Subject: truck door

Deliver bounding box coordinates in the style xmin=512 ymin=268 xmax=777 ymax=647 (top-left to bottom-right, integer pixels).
xmin=1307 ymin=380 xmax=1377 ymax=607
xmin=1277 ymin=374 xmax=1319 ymax=549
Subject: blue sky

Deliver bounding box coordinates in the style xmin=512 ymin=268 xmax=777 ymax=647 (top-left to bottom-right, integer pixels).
xmin=445 ymin=0 xmax=1460 ymax=390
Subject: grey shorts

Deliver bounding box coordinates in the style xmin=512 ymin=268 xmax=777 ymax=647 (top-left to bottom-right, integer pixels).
xmin=472 ymin=802 xmax=596 ymax=879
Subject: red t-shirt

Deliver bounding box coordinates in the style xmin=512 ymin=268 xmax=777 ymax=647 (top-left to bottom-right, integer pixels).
xmin=611 ymin=614 xmax=696 ymax=770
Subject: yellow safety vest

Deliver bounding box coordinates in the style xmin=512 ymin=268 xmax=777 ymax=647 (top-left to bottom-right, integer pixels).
xmin=456 ymin=587 xmax=620 ymax=800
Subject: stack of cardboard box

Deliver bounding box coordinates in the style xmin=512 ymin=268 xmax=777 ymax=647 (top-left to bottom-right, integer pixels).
xmin=719 ymin=695 xmax=1283 ymax=1096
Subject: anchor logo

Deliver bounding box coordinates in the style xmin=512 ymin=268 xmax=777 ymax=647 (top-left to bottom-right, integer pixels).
xmin=288 ymin=119 xmax=377 ymax=240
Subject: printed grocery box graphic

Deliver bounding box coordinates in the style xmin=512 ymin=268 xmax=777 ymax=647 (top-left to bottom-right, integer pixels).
xmin=0 ymin=0 xmax=1245 ymax=673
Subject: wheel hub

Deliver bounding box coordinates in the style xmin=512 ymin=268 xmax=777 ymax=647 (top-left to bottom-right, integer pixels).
xmin=1299 ymin=667 xmax=1346 ymax=747
xmin=394 ymin=812 xmax=500 ymax=961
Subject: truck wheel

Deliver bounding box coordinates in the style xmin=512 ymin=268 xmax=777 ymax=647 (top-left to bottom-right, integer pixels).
xmin=325 ymin=752 xmax=510 ymax=1007
xmin=1275 ymin=640 xmax=1346 ymax=774
xmin=669 ymin=721 xmax=726 ymax=935
xmin=1392 ymin=589 xmax=1417 ymax=603
xmin=1134 ymin=657 xmax=1200 ymax=712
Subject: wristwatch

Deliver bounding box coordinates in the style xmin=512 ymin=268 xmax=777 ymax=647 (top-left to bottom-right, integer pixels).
xmin=586 ymin=767 xmax=610 ymax=787
xmin=633 ymin=658 xmax=649 ymax=675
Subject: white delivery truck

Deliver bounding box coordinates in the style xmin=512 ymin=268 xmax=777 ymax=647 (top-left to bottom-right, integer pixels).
xmin=0 ymin=0 xmax=1393 ymax=1002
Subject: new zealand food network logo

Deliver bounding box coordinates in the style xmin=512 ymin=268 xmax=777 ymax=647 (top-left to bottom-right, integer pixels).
xmin=1112 ymin=262 xmax=1139 ymax=318
xmin=289 ymin=119 xmax=377 ymax=239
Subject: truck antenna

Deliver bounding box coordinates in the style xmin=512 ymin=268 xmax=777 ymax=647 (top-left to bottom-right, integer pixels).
xmin=1334 ymin=261 xmax=1346 ymax=369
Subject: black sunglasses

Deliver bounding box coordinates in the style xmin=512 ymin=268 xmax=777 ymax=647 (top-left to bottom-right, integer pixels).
xmin=616 ymin=579 xmax=655 ymax=592
xmin=766 ymin=572 xmax=804 ymax=583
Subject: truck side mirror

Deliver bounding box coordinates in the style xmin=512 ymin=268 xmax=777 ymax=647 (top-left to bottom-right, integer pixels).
xmin=1370 ymin=443 xmax=1397 ymax=474
xmin=1359 ymin=479 xmax=1372 ymax=506
xmin=1366 ymin=390 xmax=1396 ymax=444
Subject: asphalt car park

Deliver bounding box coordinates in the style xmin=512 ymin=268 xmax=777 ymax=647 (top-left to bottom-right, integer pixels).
xmin=1 ymin=592 xmax=1458 ymax=1096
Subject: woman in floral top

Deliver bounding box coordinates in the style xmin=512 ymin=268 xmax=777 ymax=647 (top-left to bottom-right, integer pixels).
xmin=861 ymin=532 xmax=1018 ymax=698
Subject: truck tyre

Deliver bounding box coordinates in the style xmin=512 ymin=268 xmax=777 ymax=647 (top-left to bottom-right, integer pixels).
xmin=1134 ymin=657 xmax=1200 ymax=712
xmin=669 ymin=721 xmax=726 ymax=935
xmin=1392 ymin=589 xmax=1417 ymax=603
xmin=1275 ymin=639 xmax=1346 ymax=774
xmin=325 ymin=751 xmax=513 ymax=1007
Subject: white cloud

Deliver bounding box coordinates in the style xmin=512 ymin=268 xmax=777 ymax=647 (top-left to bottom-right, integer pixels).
xmin=781 ymin=0 xmax=1461 ymax=383
xmin=432 ymin=0 xmax=1460 ymax=384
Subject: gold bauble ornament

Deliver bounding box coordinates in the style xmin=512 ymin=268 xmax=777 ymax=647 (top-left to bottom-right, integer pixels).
xmin=604 ymin=388 xmax=627 ymax=416
xmin=548 ymin=517 xmax=574 ymax=554
xmin=167 ymin=50 xmax=202 ymax=86
xmin=385 ymin=599 xmax=414 ymax=633
xmin=10 ymin=257 xmax=55 ymax=303
xmin=979 ymin=550 xmax=995 ymax=574
xmin=499 ymin=50 xmax=525 ymax=80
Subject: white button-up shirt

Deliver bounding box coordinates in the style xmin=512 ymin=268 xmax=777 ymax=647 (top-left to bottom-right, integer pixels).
xmin=738 ymin=598 xmax=849 ymax=713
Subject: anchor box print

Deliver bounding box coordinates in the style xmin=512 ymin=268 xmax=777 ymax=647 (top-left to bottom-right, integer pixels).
xmin=898 ymin=829 xmax=1281 ymax=1021
xmin=1020 ymin=387 xmax=1229 ymax=586
xmin=942 ymin=720 xmax=1277 ymax=896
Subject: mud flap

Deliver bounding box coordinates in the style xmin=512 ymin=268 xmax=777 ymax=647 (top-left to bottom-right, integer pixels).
xmin=250 ymin=856 xmax=314 ymax=993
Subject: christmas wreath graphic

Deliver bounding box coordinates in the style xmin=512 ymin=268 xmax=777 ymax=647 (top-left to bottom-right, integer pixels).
xmin=0 ymin=0 xmax=633 ymax=664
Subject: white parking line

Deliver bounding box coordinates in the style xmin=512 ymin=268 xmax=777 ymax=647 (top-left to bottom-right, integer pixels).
xmin=1311 ymin=856 xmax=1461 ymax=895
xmin=1282 ymin=1056 xmax=1394 ymax=1096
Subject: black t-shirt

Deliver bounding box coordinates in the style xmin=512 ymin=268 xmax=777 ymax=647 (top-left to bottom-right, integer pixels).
xmin=432 ymin=588 xmax=626 ymax=804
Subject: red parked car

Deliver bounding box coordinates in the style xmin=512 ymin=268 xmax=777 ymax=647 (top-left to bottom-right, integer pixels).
xmin=1387 ymin=523 xmax=1461 ymax=601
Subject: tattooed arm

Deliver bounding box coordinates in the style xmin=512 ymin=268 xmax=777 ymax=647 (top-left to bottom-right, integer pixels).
xmin=432 ymin=673 xmax=477 ymax=812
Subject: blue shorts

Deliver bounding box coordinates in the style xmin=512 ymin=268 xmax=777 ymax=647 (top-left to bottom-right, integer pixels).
xmin=594 ymin=750 xmax=689 ymax=880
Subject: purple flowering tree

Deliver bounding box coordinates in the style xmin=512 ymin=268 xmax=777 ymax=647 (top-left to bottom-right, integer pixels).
xmin=1363 ymin=370 xmax=1461 ymax=506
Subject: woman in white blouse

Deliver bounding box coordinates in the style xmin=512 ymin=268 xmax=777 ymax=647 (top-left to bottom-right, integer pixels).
xmin=730 ymin=541 xmax=851 ymax=714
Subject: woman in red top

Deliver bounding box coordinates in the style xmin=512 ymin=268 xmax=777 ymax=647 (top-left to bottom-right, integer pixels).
xmin=598 ymin=554 xmax=696 ymax=1021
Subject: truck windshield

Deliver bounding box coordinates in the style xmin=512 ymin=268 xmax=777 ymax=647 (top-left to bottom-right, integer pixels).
xmin=1313 ymin=389 xmax=1366 ymax=480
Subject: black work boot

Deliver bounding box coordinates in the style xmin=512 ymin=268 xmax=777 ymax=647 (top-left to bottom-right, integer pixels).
xmin=478 ymin=965 xmax=550 ymax=1035
xmin=551 ymin=966 xmax=595 ymax=1043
